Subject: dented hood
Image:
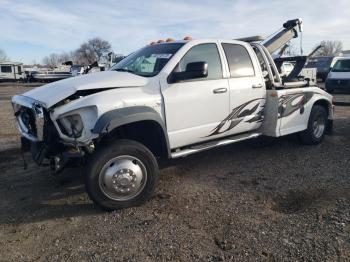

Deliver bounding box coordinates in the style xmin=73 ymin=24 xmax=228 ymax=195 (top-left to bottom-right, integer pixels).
xmin=22 ymin=71 xmax=148 ymax=107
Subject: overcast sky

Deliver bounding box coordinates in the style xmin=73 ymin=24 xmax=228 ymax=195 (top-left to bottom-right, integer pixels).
xmin=1 ymin=0 xmax=349 ymax=64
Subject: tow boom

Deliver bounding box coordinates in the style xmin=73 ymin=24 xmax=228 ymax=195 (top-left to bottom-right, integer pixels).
xmin=262 ymin=19 xmax=303 ymax=54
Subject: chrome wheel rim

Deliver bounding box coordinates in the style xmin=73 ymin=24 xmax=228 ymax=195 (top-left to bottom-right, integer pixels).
xmin=98 ymin=155 xmax=147 ymax=201
xmin=312 ymin=114 xmax=325 ymax=139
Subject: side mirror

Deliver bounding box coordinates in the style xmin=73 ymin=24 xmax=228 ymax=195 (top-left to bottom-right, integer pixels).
xmin=170 ymin=62 xmax=208 ymax=83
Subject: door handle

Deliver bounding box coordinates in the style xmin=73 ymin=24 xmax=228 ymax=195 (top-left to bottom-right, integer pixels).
xmin=213 ymin=87 xmax=227 ymax=94
xmin=252 ymin=84 xmax=263 ymax=89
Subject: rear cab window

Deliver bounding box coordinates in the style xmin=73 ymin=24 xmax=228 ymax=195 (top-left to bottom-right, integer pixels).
xmin=221 ymin=43 xmax=255 ymax=78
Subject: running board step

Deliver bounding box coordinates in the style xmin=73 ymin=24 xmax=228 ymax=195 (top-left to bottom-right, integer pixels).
xmin=171 ymin=132 xmax=262 ymax=158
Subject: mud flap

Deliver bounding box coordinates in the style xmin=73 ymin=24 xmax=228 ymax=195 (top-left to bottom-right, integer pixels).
xmin=30 ymin=141 xmax=48 ymax=165
xmin=326 ymin=119 xmax=333 ymax=135
xmin=20 ymin=136 xmax=31 ymax=153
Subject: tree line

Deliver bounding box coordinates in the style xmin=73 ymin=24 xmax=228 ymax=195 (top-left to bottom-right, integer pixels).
xmin=0 ymin=40 xmax=346 ymax=66
xmin=0 ymin=37 xmax=112 ymax=66
xmin=42 ymin=37 xmax=112 ymax=67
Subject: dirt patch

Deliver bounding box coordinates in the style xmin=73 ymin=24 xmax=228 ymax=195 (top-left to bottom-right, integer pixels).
xmin=272 ymin=188 xmax=349 ymax=214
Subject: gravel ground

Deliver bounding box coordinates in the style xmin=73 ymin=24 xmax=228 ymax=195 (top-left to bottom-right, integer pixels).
xmin=0 ymin=83 xmax=349 ymax=261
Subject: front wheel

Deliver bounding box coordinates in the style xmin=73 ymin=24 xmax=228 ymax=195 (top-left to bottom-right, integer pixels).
xmin=85 ymin=139 xmax=159 ymax=211
xmin=298 ymin=105 xmax=327 ymax=145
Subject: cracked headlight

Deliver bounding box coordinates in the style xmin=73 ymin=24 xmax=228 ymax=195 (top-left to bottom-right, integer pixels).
xmin=57 ymin=114 xmax=84 ymax=138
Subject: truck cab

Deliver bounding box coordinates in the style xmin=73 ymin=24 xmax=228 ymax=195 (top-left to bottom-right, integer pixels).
xmin=12 ymin=20 xmax=334 ymax=211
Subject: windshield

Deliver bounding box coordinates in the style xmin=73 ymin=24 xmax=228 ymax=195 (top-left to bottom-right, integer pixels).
xmin=111 ymin=43 xmax=185 ymax=77
xmin=331 ymin=59 xmax=350 ymax=72
xmin=305 ymin=57 xmax=332 ymax=69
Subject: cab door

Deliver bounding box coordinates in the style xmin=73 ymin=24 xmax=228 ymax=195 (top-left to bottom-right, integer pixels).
xmin=221 ymin=42 xmax=266 ymax=135
xmin=160 ymin=43 xmax=230 ymax=149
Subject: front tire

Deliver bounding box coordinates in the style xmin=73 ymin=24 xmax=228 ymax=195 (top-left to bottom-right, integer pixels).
xmin=85 ymin=139 xmax=159 ymax=211
xmin=298 ymin=105 xmax=327 ymax=145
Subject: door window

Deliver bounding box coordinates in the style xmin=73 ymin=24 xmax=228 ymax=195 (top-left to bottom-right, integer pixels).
xmin=178 ymin=43 xmax=222 ymax=80
xmin=222 ymin=43 xmax=255 ymax=77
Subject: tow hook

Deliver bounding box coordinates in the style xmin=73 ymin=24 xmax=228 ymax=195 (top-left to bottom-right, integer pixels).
xmin=50 ymin=148 xmax=85 ymax=173
xmin=85 ymin=142 xmax=95 ymax=154
xmin=50 ymin=155 xmax=69 ymax=173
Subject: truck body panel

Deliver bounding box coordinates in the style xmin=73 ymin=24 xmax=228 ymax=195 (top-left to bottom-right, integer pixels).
xmin=261 ymin=88 xmax=333 ymax=137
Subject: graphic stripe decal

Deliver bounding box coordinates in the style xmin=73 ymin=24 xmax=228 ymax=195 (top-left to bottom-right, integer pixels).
xmin=206 ymin=91 xmax=320 ymax=137
xmin=278 ymin=92 xmax=316 ymax=118
xmin=206 ymin=98 xmax=265 ymax=137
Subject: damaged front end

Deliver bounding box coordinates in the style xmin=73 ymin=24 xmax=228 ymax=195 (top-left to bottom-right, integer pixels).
xmin=12 ymin=95 xmax=89 ymax=173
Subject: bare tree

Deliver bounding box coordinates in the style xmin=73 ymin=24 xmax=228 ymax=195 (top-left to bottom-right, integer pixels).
xmin=75 ymin=37 xmax=112 ymax=65
xmin=41 ymin=37 xmax=113 ymax=66
xmin=0 ymin=49 xmax=9 ymax=61
xmin=42 ymin=53 xmax=60 ymax=67
xmin=314 ymin=41 xmax=343 ymax=56
xmin=42 ymin=52 xmax=74 ymax=67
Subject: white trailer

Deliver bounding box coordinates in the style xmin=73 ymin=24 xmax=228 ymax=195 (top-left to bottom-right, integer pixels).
xmin=0 ymin=61 xmax=24 ymax=81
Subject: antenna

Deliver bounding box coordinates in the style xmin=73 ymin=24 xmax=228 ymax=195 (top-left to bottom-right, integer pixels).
xmin=300 ymin=31 xmax=303 ymax=55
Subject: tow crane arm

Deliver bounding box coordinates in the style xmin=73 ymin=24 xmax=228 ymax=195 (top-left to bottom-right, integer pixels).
xmin=262 ymin=19 xmax=303 ymax=54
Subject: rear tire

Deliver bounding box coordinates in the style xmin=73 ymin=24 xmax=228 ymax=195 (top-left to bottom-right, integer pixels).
xmin=298 ymin=105 xmax=327 ymax=145
xmin=85 ymin=139 xmax=159 ymax=211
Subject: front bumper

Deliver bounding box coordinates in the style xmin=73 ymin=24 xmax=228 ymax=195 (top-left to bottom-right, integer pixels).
xmin=325 ymin=78 xmax=350 ymax=91
xmin=13 ymin=95 xmax=82 ymax=170
xmin=21 ymin=135 xmax=85 ymax=172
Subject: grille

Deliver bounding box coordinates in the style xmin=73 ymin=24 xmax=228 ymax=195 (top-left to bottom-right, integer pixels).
xmin=328 ymin=79 xmax=350 ymax=88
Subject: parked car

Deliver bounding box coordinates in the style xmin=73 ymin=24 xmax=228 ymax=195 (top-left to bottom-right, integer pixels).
xmin=325 ymin=57 xmax=350 ymax=93
xmin=305 ymin=56 xmax=335 ymax=82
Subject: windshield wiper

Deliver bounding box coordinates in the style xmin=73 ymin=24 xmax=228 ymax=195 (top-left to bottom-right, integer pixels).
xmin=113 ymin=68 xmax=135 ymax=74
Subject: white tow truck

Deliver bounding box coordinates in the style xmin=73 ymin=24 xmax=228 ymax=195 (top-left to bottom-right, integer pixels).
xmin=12 ymin=19 xmax=333 ymax=210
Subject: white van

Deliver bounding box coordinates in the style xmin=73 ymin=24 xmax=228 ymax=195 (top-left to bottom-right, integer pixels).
xmin=0 ymin=62 xmax=24 ymax=81
xmin=326 ymin=57 xmax=350 ymax=93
